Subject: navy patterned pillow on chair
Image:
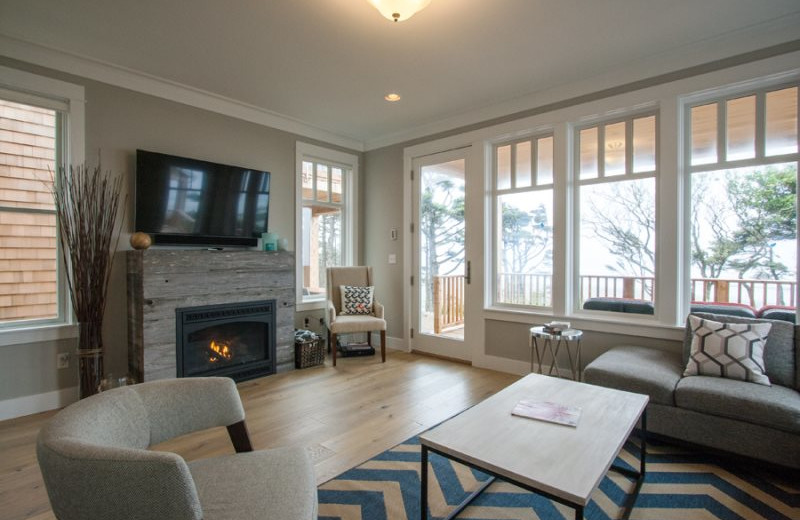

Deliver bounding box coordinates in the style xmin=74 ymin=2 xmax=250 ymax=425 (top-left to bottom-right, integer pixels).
xmin=341 ymin=285 xmax=374 ymax=315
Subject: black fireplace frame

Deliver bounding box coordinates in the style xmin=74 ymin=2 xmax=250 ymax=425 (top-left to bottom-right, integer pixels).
xmin=175 ymin=299 xmax=277 ymax=382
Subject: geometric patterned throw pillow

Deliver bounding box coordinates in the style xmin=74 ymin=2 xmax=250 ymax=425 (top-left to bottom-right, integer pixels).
xmin=340 ymin=285 xmax=374 ymax=315
xmin=683 ymin=315 xmax=772 ymax=386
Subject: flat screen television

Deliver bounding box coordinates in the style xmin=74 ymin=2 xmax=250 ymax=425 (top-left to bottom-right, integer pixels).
xmin=135 ymin=149 xmax=270 ymax=247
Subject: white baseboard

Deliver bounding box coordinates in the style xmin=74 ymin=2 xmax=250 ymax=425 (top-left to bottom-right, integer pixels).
xmin=365 ymin=333 xmax=407 ymax=352
xmin=473 ymin=353 xmax=578 ymax=379
xmin=472 ymin=353 xmax=531 ymax=375
xmin=385 ymin=335 xmax=407 ymax=351
xmin=0 ymin=386 xmax=78 ymax=421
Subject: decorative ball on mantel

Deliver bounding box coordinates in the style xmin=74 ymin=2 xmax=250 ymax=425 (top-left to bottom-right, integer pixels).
xmin=130 ymin=232 xmax=152 ymax=250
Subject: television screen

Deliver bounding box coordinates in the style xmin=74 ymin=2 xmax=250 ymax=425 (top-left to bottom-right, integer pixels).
xmin=135 ymin=150 xmax=270 ymax=246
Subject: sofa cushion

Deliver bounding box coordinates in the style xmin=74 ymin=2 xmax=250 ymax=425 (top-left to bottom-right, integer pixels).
xmin=689 ymin=303 xmax=757 ymax=318
xmin=675 ymin=376 xmax=800 ymax=435
xmin=582 ymin=297 xmax=654 ymax=315
xmin=583 ymin=345 xmax=682 ymax=405
xmin=758 ymin=306 xmax=797 ymax=323
xmin=684 ymin=312 xmax=797 ymax=390
xmin=683 ymin=316 xmax=771 ymax=385
xmin=189 ymin=446 xmax=317 ymax=520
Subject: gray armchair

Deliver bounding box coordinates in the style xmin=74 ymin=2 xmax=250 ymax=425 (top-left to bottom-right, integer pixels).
xmin=326 ymin=266 xmax=387 ymax=366
xmin=37 ymin=377 xmax=317 ymax=520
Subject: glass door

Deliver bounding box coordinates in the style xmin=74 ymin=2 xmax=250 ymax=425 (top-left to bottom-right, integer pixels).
xmin=411 ymin=149 xmax=473 ymax=361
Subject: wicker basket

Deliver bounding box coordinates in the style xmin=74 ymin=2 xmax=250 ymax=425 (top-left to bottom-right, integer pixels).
xmin=295 ymin=336 xmax=324 ymax=369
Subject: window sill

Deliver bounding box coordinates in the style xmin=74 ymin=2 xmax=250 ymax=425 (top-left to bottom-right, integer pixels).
xmin=0 ymin=322 xmax=77 ymax=347
xmin=296 ymin=299 xmax=327 ymax=312
xmin=483 ymin=306 xmax=685 ymax=341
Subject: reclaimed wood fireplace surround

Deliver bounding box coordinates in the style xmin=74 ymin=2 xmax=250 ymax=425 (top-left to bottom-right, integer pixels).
xmin=127 ymin=250 xmax=295 ymax=382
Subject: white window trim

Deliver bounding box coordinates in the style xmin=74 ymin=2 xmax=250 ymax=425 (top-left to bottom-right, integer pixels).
xmin=295 ymin=142 xmax=359 ymax=311
xmin=490 ymin=132 xmax=556 ymax=311
xmin=571 ymin=110 xmax=660 ymax=320
xmin=0 ymin=65 xmax=84 ymax=346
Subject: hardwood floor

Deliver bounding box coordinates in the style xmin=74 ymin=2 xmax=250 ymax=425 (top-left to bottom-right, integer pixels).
xmin=0 ymin=351 xmax=519 ymax=520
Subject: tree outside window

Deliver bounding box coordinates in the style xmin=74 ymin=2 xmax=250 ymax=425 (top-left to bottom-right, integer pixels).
xmin=419 ymin=171 xmax=465 ymax=315
xmin=691 ymin=164 xmax=796 ymax=307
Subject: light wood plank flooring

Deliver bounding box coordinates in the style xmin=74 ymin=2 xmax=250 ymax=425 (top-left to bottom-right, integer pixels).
xmin=0 ymin=351 xmax=519 ymax=520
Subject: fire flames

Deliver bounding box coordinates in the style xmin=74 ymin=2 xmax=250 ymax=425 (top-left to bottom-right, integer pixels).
xmin=208 ymin=339 xmax=234 ymax=363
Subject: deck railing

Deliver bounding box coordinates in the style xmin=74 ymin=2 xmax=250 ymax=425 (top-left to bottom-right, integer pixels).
xmin=689 ymin=278 xmax=797 ymax=308
xmin=580 ymin=275 xmax=653 ymax=301
xmin=496 ymin=273 xmax=552 ymax=307
xmin=432 ymin=274 xmax=465 ymax=333
xmin=432 ymin=273 xmax=797 ymax=329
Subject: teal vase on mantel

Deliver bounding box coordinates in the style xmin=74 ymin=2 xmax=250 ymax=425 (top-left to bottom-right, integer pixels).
xmin=77 ymin=321 xmax=104 ymax=399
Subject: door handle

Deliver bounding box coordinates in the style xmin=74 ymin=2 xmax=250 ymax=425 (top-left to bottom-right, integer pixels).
xmin=465 ymin=260 xmax=471 ymax=285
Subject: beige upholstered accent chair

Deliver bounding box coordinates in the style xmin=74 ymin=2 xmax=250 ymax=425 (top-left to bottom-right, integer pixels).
xmin=326 ymin=266 xmax=387 ymax=366
xmin=37 ymin=377 xmax=317 ymax=520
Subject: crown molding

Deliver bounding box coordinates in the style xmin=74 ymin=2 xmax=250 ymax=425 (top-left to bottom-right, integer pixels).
xmin=363 ymin=14 xmax=800 ymax=151
xmin=0 ymin=33 xmax=365 ymax=152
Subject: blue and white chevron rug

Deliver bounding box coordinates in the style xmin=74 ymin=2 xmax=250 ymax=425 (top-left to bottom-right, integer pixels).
xmin=318 ymin=435 xmax=799 ymax=520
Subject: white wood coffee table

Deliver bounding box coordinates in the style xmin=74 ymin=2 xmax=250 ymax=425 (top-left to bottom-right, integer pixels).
xmin=419 ymin=373 xmax=648 ymax=520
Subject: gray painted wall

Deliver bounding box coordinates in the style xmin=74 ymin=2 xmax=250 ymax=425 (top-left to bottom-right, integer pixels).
xmin=0 ymin=57 xmax=361 ymax=404
xmin=484 ymin=319 xmax=681 ymax=368
xmin=363 ymin=145 xmax=405 ymax=339
xmin=0 ymin=338 xmax=76 ymax=401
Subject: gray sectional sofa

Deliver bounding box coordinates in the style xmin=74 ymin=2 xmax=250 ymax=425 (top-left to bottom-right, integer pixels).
xmin=584 ymin=312 xmax=800 ymax=469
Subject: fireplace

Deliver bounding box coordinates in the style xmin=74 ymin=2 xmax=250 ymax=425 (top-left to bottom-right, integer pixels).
xmin=175 ymin=300 xmax=276 ymax=382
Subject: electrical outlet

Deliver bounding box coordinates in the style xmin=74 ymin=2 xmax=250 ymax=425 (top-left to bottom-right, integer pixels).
xmin=57 ymin=352 xmax=70 ymax=369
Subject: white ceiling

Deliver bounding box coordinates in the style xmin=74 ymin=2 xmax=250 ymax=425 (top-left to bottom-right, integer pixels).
xmin=1 ymin=0 xmax=800 ymax=150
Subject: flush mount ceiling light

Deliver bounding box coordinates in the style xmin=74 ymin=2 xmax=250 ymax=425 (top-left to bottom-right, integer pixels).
xmin=368 ymin=0 xmax=432 ymax=22
xmin=384 ymin=93 xmax=401 ymax=102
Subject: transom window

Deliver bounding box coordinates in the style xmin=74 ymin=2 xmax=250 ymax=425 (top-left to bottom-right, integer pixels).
xmin=576 ymin=113 xmax=658 ymax=314
xmin=493 ymin=134 xmax=554 ymax=307
xmin=690 ymin=86 xmax=798 ymax=166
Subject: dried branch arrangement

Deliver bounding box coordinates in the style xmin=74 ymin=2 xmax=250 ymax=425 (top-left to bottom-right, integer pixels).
xmin=50 ymin=161 xmax=125 ymax=397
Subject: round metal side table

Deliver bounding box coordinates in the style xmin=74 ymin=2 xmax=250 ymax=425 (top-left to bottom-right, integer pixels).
xmin=529 ymin=326 xmax=584 ymax=381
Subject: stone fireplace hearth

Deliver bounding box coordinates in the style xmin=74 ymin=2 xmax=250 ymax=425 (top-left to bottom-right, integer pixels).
xmin=127 ymin=249 xmax=294 ymax=382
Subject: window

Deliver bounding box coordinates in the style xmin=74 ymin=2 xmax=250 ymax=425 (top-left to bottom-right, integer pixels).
xmin=687 ymin=85 xmax=798 ymax=313
xmin=0 ymin=66 xmax=84 ymax=342
xmin=575 ymin=113 xmax=658 ymax=314
xmin=493 ymin=135 xmax=554 ymax=307
xmin=410 ymin=61 xmax=800 ymax=333
xmin=295 ymin=142 xmax=358 ymax=307
xmin=0 ymin=99 xmax=59 ymax=324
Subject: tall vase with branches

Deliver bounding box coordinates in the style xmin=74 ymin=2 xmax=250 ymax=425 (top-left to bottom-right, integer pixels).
xmin=51 ymin=161 xmax=124 ymax=398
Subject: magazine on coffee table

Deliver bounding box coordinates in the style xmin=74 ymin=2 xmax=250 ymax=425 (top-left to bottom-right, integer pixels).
xmin=511 ymin=400 xmax=582 ymax=427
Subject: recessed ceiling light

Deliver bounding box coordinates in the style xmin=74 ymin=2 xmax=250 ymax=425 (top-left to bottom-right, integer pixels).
xmin=385 ymin=93 xmax=401 ymax=102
